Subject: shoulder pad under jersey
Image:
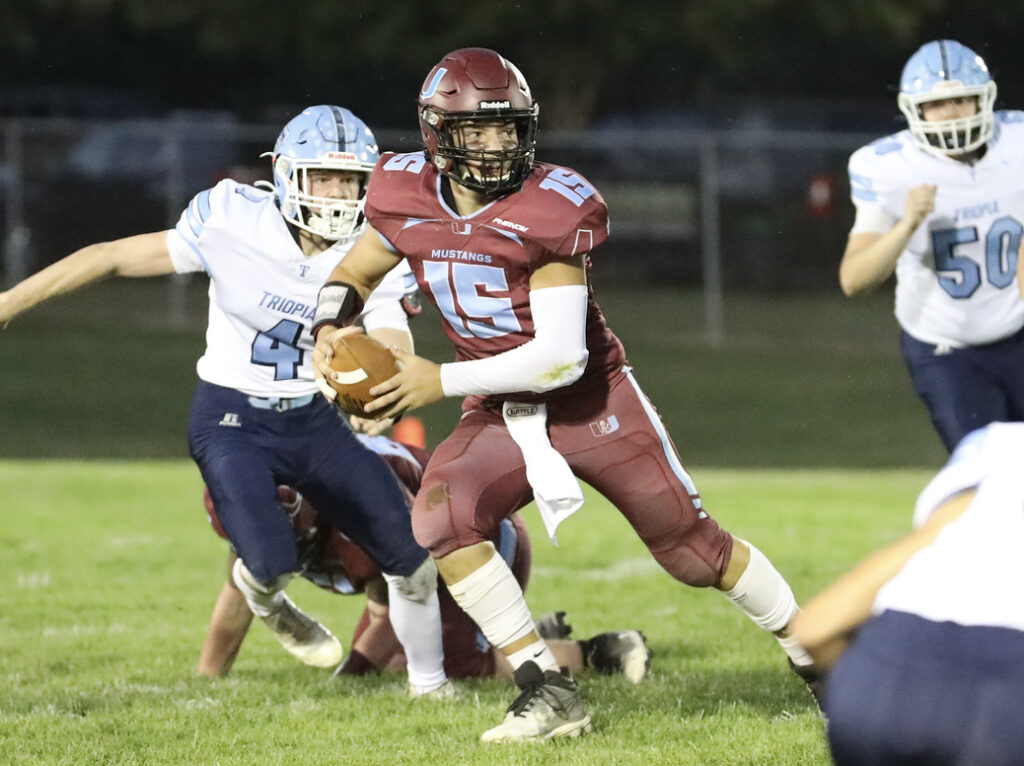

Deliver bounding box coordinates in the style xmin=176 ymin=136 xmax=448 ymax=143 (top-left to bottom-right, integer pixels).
xmin=502 ymin=162 xmax=609 ymax=257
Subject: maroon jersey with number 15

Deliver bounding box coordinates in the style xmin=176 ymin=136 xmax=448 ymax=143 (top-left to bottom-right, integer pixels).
xmin=364 ymin=153 xmax=627 ymax=407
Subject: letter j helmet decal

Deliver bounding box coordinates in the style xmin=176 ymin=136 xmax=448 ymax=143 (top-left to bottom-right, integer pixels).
xmin=420 ymin=68 xmax=447 ymax=99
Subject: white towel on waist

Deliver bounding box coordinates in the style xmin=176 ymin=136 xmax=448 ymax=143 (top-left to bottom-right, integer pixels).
xmin=502 ymin=401 xmax=584 ymax=545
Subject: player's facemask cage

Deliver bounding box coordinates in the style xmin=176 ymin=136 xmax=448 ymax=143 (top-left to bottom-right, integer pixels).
xmin=421 ymin=105 xmax=539 ymax=196
xmin=898 ymin=82 xmax=997 ymax=157
xmin=273 ymin=157 xmax=371 ymax=241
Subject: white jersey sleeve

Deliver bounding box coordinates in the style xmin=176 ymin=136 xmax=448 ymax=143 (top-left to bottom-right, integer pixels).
xmin=847 ymin=135 xmax=909 ymax=235
xmin=847 ymin=115 xmax=1024 ymax=347
xmin=872 ymin=422 xmax=1024 ymax=631
xmin=166 ymin=188 xmax=217 ymax=274
xmin=848 ymin=201 xmax=899 ymax=236
xmin=360 ymin=259 xmax=416 ymax=334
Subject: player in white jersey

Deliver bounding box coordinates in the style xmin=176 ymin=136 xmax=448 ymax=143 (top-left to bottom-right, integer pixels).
xmin=0 ymin=106 xmax=451 ymax=697
xmin=792 ymin=421 xmax=1024 ymax=765
xmin=840 ymin=40 xmax=1024 ymax=452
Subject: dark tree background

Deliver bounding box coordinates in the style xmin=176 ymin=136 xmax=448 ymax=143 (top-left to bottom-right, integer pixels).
xmin=2 ymin=0 xmax=1022 ymax=129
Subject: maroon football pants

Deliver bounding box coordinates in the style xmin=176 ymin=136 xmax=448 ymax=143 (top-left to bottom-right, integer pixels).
xmin=413 ymin=369 xmax=732 ymax=588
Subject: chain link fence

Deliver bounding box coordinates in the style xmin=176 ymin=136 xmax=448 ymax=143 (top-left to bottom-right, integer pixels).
xmin=1 ymin=115 xmax=880 ymax=340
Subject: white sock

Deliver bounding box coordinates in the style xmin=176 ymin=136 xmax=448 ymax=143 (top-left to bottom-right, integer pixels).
xmin=778 ymin=631 xmax=814 ymax=667
xmin=720 ymin=540 xmax=798 ymax=633
xmin=232 ymin=558 xmax=289 ymax=618
xmin=507 ymin=640 xmax=559 ymax=673
xmin=385 ymin=579 xmax=446 ymax=692
xmin=446 ymin=546 xmax=557 ymax=671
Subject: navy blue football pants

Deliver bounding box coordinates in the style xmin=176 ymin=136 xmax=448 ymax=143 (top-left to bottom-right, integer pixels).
xmin=901 ymin=325 xmax=1024 ymax=452
xmin=188 ymin=381 xmax=427 ymax=584
xmin=826 ymin=610 xmax=1024 ymax=766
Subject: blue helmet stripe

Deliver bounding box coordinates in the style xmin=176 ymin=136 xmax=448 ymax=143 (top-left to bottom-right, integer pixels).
xmin=938 ymin=40 xmax=950 ymax=80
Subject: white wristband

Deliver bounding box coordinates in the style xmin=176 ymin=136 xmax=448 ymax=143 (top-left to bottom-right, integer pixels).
xmin=440 ymin=284 xmax=589 ymax=396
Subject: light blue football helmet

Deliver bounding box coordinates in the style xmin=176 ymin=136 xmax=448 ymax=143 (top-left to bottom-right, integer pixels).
xmin=269 ymin=105 xmax=379 ymax=240
xmin=897 ymin=40 xmax=997 ymax=157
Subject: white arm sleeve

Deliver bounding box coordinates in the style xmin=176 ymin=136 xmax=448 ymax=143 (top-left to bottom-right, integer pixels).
xmin=439 ymin=284 xmax=589 ymax=396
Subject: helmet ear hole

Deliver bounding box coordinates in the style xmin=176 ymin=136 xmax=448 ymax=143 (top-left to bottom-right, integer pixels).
xmin=422 ymin=108 xmax=443 ymax=128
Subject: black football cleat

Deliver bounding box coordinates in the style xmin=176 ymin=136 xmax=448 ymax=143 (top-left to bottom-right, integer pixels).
xmin=582 ymin=630 xmax=652 ymax=683
xmin=788 ymin=658 xmax=827 ymax=711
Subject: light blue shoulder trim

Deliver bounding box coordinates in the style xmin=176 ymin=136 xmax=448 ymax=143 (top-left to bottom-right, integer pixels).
xmin=184 ymin=188 xmax=213 ymax=237
xmin=849 ymin=172 xmax=877 ymax=202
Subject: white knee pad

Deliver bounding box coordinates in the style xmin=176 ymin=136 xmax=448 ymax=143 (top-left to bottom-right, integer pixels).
xmin=232 ymin=558 xmax=292 ymax=617
xmin=382 ymin=557 xmax=439 ymax=605
xmin=720 ymin=540 xmax=797 ymax=633
xmin=445 ymin=546 xmax=534 ymax=650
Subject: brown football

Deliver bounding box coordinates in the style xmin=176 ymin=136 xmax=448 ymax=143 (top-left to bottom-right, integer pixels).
xmin=327 ymin=334 xmax=400 ymax=417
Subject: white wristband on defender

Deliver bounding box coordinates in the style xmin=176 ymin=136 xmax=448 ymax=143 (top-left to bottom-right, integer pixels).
xmin=440 ymin=284 xmax=589 ymax=396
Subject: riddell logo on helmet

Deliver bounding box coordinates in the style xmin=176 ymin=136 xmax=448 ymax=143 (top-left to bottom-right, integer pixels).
xmin=479 ymin=100 xmax=512 ymax=109
xmin=326 ymin=152 xmax=358 ymax=161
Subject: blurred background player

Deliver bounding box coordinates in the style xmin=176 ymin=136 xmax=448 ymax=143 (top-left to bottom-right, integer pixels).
xmin=197 ymin=433 xmax=651 ymax=684
xmin=0 ymin=105 xmax=450 ymax=697
xmin=312 ymin=48 xmax=818 ymax=742
xmin=839 ymin=40 xmax=1024 ymax=452
xmin=792 ymin=422 xmax=1024 ymax=766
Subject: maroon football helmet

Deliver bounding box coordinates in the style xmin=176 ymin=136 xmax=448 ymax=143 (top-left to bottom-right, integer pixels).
xmin=418 ymin=48 xmax=539 ymax=195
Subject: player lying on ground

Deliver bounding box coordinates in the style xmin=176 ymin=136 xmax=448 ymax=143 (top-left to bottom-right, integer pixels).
xmin=197 ymin=434 xmax=651 ymax=683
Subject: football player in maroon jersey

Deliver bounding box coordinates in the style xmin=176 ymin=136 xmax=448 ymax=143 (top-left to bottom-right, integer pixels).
xmin=197 ymin=435 xmax=650 ymax=683
xmin=312 ymin=48 xmax=819 ymax=741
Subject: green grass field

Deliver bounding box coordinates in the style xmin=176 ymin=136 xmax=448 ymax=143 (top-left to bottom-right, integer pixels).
xmin=0 ymin=461 xmax=930 ymax=765
xmin=0 ymin=277 xmax=949 ymax=762
xmin=0 ymin=278 xmax=947 ymax=467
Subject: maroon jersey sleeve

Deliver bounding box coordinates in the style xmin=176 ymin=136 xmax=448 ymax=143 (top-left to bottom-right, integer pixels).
xmin=364 ymin=153 xmax=436 ymax=250
xmin=507 ymin=162 xmax=609 ymax=258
